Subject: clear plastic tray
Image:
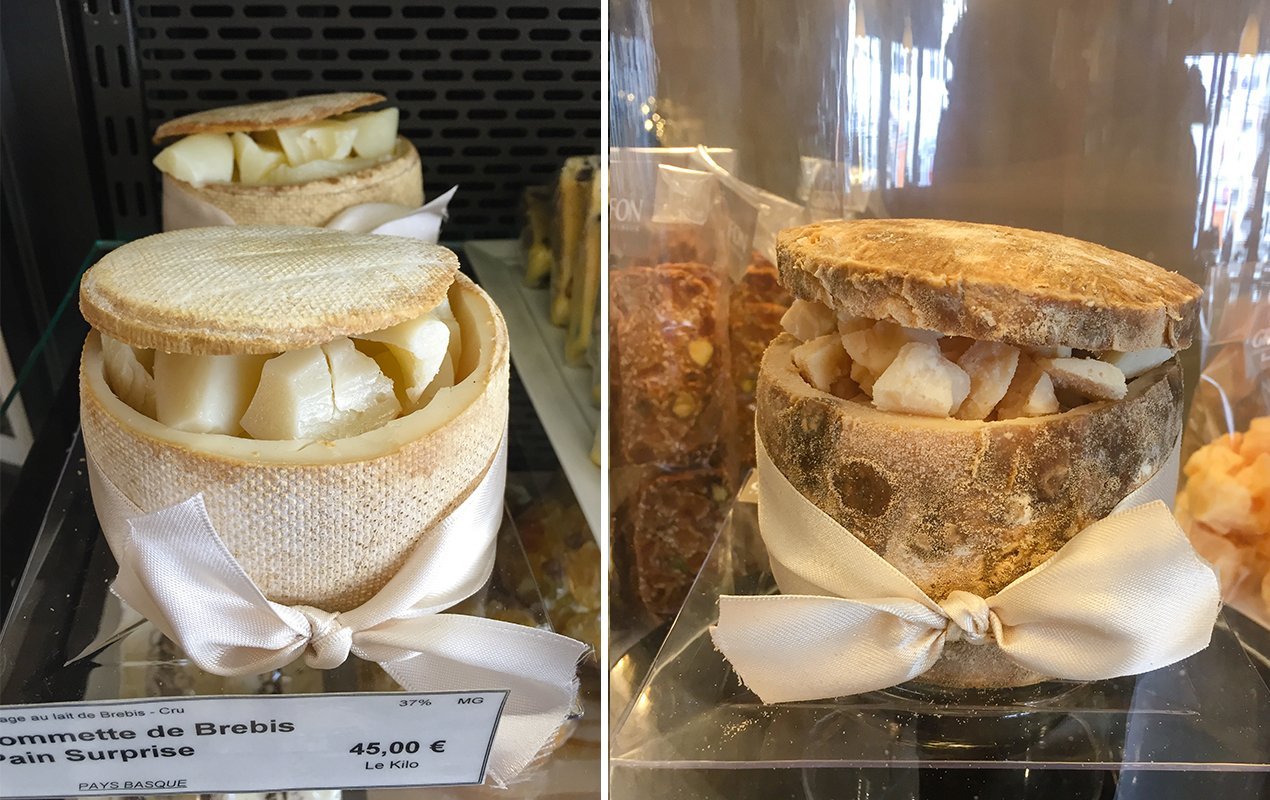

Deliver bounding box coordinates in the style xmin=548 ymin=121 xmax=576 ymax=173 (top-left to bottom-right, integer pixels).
xmin=610 ymin=486 xmax=1270 ymax=796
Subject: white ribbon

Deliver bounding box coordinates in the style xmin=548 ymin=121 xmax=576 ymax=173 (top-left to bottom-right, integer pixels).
xmin=79 ymin=437 xmax=587 ymax=787
xmin=710 ymin=436 xmax=1222 ymax=704
xmin=162 ymin=175 xmax=458 ymax=242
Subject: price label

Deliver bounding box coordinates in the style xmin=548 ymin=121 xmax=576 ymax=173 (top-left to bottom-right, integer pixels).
xmin=0 ymin=691 xmax=506 ymax=798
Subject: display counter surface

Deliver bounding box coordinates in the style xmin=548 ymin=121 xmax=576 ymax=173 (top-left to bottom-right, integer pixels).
xmin=610 ymin=491 xmax=1270 ymax=799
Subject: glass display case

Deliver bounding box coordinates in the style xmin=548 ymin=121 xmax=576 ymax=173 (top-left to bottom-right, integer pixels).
xmin=607 ymin=1 xmax=1270 ymax=796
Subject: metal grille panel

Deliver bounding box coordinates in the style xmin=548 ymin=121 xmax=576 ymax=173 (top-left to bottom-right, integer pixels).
xmin=78 ymin=1 xmax=601 ymax=240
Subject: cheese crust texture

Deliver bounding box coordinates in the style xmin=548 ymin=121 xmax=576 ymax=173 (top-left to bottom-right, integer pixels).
xmin=81 ymin=276 xmax=508 ymax=611
xmin=757 ymin=333 xmax=1184 ymax=688
xmin=163 ymin=137 xmax=423 ymax=228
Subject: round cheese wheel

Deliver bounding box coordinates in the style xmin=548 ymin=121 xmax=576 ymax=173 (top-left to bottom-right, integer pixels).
xmin=81 ymin=276 xmax=507 ymax=612
xmin=162 ymin=137 xmax=423 ymax=229
xmin=757 ymin=333 xmax=1184 ymax=688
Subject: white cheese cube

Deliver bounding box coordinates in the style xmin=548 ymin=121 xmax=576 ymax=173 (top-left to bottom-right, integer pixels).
xmin=152 ymin=132 xmax=234 ymax=186
xmin=872 ymin=341 xmax=970 ymax=417
xmin=842 ymin=320 xmax=934 ymax=376
xmin=231 ymin=132 xmax=285 ymax=185
xmin=955 ymin=341 xmax=1020 ymax=420
xmin=155 ymin=351 xmax=270 ymax=436
xmin=996 ymin=356 xmax=1060 ymax=419
xmin=1100 ymin=347 xmax=1173 ymax=379
xmin=792 ymin=334 xmax=851 ymax=394
xmin=1037 ymin=356 xmax=1127 ymax=401
xmin=342 ymin=108 xmax=399 ymax=159
xmin=851 ymin=361 xmax=875 ymax=396
xmin=415 ymin=352 xmax=456 ymax=409
xmin=321 ymin=337 xmax=401 ymax=436
xmin=274 ymin=119 xmax=358 ymax=166
xmin=239 ymin=346 xmax=335 ymax=440
xmin=101 ymin=335 xmax=157 ymax=418
xmin=780 ymin=300 xmax=836 ymax=341
xmin=356 ymin=312 xmax=451 ymax=408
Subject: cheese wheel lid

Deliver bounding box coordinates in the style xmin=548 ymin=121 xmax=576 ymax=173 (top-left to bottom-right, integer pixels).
xmin=80 ymin=226 xmax=459 ymax=356
xmin=777 ymin=219 xmax=1202 ymax=352
xmin=153 ymin=92 xmax=385 ymax=142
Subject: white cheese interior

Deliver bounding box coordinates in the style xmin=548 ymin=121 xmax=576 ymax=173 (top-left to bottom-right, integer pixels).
xmin=782 ymin=300 xmax=1177 ymax=421
xmin=98 ymin=285 xmax=468 ymax=444
xmin=153 ymin=108 xmax=400 ymax=187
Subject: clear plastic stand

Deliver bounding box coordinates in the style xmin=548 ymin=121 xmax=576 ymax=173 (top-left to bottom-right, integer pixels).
xmin=610 ymin=487 xmax=1270 ymax=799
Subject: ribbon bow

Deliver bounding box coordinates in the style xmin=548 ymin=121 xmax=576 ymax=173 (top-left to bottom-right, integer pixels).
xmin=81 ymin=439 xmax=587 ymax=786
xmin=710 ymin=437 xmax=1222 ymax=705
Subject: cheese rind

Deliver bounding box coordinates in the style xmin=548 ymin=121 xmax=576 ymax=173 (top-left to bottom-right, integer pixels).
xmin=154 ymin=350 xmax=270 ymax=435
xmin=153 ymin=132 xmax=234 ymax=187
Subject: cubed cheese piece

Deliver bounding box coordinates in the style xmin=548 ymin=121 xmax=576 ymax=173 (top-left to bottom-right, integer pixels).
xmin=321 ymin=337 xmax=401 ymax=436
xmin=155 ymin=351 xmax=270 ymax=436
xmin=263 ymin=155 xmax=381 ymax=185
xmin=432 ymin=297 xmax=463 ymax=368
xmin=955 ymin=341 xmax=1020 ymax=420
xmin=1185 ymin=439 xmax=1244 ymax=478
xmin=851 ymin=361 xmax=875 ymax=397
xmin=996 ymin=355 xmax=1059 ymax=419
xmin=842 ymin=320 xmax=935 ymax=376
xmin=240 ymin=346 xmax=335 ymax=440
xmin=231 ymin=132 xmax=285 ymax=184
xmin=1037 ymin=356 xmax=1126 ymax=401
xmin=274 ymin=120 xmax=358 ymax=165
xmin=341 ymin=108 xmax=399 ymax=159
xmin=1236 ymin=453 xmax=1270 ymax=501
xmin=101 ymin=335 xmax=157 ymax=418
xmin=152 ymin=132 xmax=234 ymax=186
xmin=415 ymin=352 xmax=455 ymax=409
xmin=1244 ymin=418 xmax=1270 ymax=461
xmin=1100 ymin=347 xmax=1174 ymax=379
xmin=780 ymin=300 xmax=836 ymax=341
xmin=837 ymin=314 xmax=873 ymax=335
xmin=872 ymin=341 xmax=970 ymax=417
xmin=792 ymin=334 xmax=851 ymax=394
xmin=356 ymin=312 xmax=450 ymax=407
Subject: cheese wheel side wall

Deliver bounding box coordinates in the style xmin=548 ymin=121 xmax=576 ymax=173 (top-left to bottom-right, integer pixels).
xmin=756 ymin=333 xmax=1184 ymax=689
xmin=80 ymin=279 xmax=508 ymax=613
xmin=162 ymin=137 xmax=424 ymax=229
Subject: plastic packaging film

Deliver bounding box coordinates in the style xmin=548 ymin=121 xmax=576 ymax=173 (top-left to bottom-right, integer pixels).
xmin=608 ymin=0 xmax=1270 ymax=635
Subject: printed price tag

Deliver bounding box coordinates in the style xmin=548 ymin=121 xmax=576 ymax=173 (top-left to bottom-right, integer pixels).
xmin=0 ymin=691 xmax=506 ymax=798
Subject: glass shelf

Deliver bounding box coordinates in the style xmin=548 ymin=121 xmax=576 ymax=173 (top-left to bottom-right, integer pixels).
xmin=610 ymin=490 xmax=1270 ymax=799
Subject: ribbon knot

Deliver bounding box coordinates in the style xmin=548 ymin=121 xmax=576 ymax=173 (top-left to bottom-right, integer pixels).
xmin=938 ymin=590 xmax=994 ymax=645
xmin=294 ymin=606 xmax=353 ymax=669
